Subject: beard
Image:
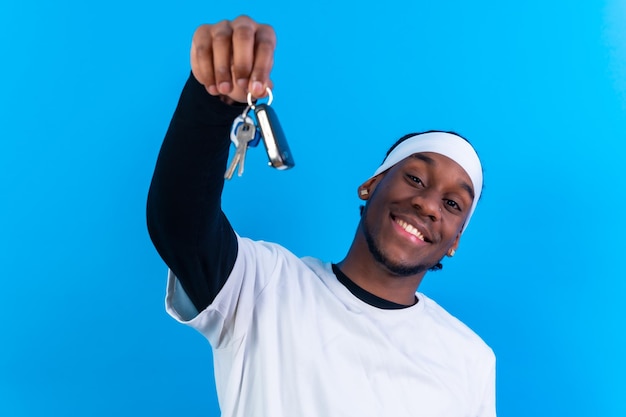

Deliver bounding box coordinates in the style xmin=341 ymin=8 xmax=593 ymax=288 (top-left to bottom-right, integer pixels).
xmin=361 ymin=204 xmax=433 ymax=277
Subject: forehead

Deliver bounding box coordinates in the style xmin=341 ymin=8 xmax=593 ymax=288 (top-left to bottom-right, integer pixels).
xmin=402 ymin=152 xmax=475 ymax=198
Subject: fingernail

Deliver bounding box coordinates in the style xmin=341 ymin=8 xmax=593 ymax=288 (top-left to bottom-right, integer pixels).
xmin=236 ymin=78 xmax=248 ymax=89
xmin=251 ymin=81 xmax=263 ymax=96
xmin=218 ymin=81 xmax=231 ymax=94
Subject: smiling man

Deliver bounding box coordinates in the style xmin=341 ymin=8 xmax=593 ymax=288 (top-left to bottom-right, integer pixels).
xmin=147 ymin=15 xmax=496 ymax=417
xmin=339 ymin=131 xmax=483 ymax=306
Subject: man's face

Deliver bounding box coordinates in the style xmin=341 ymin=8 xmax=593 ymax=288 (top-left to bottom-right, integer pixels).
xmin=359 ymin=152 xmax=475 ymax=276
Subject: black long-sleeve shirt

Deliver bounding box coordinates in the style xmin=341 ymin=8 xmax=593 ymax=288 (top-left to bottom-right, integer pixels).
xmin=146 ymin=73 xmax=243 ymax=312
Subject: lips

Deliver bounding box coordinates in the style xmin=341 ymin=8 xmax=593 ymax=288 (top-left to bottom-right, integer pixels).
xmin=392 ymin=216 xmax=431 ymax=243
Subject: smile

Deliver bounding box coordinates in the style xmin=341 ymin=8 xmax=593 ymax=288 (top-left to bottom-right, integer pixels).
xmin=394 ymin=218 xmax=425 ymax=242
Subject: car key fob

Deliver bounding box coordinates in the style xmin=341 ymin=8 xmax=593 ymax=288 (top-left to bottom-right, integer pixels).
xmin=254 ymin=103 xmax=295 ymax=170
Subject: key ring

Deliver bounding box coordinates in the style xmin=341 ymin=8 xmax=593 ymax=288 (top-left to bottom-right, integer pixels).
xmin=246 ymin=87 xmax=273 ymax=109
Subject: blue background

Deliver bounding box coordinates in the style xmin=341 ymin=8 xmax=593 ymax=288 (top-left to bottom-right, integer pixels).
xmin=1 ymin=0 xmax=625 ymax=416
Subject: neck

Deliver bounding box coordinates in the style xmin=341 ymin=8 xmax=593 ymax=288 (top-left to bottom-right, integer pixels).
xmin=337 ymin=237 xmax=426 ymax=306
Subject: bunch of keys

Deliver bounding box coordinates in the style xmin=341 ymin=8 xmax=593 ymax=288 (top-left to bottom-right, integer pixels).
xmin=224 ymin=88 xmax=295 ymax=180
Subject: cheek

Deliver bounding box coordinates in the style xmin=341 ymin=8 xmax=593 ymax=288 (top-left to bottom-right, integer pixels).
xmin=439 ymin=212 xmax=462 ymax=232
xmin=363 ymin=201 xmax=383 ymax=228
xmin=362 ymin=199 xmax=391 ymax=235
xmin=442 ymin=222 xmax=463 ymax=245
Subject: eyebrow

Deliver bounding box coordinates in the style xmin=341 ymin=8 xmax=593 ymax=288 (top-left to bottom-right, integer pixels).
xmin=410 ymin=153 xmax=436 ymax=165
xmin=410 ymin=153 xmax=475 ymax=201
xmin=459 ymin=181 xmax=475 ymax=201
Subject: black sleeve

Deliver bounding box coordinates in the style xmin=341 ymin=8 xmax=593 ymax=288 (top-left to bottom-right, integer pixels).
xmin=146 ymin=72 xmax=246 ymax=312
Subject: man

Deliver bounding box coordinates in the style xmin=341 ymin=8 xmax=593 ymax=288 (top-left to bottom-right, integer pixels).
xmin=147 ymin=15 xmax=496 ymax=417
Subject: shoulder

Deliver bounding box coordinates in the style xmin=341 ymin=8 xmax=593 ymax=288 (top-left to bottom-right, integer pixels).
xmin=234 ymin=236 xmax=329 ymax=282
xmin=418 ymin=293 xmax=495 ymax=360
xmin=235 ymin=235 xmax=301 ymax=265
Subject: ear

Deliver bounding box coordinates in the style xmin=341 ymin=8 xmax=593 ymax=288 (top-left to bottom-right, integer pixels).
xmin=357 ymin=176 xmax=380 ymax=201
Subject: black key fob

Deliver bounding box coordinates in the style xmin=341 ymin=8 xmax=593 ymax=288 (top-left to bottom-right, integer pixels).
xmin=254 ymin=103 xmax=295 ymax=170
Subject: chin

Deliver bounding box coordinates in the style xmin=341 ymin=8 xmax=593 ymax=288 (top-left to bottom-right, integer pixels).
xmin=364 ymin=225 xmax=429 ymax=277
xmin=382 ymin=259 xmax=429 ymax=277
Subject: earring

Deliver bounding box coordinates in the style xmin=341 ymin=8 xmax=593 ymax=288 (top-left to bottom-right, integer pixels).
xmin=447 ymin=249 xmax=456 ymax=257
xmin=359 ymin=189 xmax=369 ymax=196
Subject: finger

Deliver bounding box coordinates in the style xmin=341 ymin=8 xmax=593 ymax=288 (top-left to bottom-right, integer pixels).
xmin=210 ymin=20 xmax=234 ymax=95
xmin=250 ymin=23 xmax=276 ymax=98
xmin=231 ymin=15 xmax=257 ymax=91
xmin=191 ymin=25 xmax=219 ymax=95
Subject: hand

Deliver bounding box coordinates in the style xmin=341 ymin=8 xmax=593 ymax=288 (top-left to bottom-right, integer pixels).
xmin=191 ymin=15 xmax=276 ymax=103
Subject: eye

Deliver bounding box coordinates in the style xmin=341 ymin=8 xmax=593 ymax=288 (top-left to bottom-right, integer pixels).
xmin=407 ymin=174 xmax=423 ymax=185
xmin=445 ymin=199 xmax=462 ymax=212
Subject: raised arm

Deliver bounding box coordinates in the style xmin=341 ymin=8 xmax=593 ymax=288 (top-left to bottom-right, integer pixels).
xmin=146 ymin=16 xmax=277 ymax=312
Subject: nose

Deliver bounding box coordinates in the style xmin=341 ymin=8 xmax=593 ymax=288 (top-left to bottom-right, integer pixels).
xmin=411 ymin=191 xmax=441 ymax=222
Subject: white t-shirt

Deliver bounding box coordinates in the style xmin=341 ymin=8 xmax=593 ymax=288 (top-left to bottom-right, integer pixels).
xmin=166 ymin=236 xmax=496 ymax=417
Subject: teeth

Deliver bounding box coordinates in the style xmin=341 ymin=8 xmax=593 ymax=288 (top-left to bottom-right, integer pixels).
xmin=396 ymin=219 xmax=425 ymax=241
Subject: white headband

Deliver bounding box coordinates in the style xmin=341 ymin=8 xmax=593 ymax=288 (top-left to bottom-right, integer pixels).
xmin=371 ymin=132 xmax=483 ymax=233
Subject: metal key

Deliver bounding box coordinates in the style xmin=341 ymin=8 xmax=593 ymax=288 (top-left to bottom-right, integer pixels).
xmin=230 ymin=114 xmax=261 ymax=148
xmin=224 ymin=121 xmax=257 ymax=179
